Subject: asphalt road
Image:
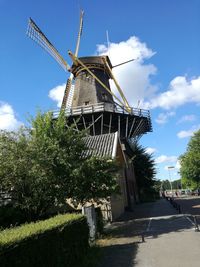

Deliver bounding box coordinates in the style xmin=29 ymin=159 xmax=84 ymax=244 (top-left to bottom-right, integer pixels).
xmin=175 ymin=196 xmax=200 ymax=223
xmin=135 ymin=214 xmax=200 ymax=267
xmin=98 ymin=197 xmax=200 ymax=267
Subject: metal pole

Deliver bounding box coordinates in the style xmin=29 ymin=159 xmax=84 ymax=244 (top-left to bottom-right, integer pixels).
xmin=168 ymin=168 xmax=173 ymax=195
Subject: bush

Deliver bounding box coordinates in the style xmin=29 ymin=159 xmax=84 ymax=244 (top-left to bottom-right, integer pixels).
xmin=0 ymin=204 xmax=27 ymax=229
xmin=0 ymin=213 xmax=89 ymax=267
xmin=0 ymin=203 xmax=77 ymax=230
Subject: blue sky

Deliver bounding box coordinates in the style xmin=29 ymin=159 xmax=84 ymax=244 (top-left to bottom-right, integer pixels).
xmin=0 ymin=0 xmax=200 ymax=181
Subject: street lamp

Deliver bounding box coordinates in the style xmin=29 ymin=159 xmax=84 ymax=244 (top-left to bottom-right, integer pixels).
xmin=168 ymin=166 xmax=175 ymax=195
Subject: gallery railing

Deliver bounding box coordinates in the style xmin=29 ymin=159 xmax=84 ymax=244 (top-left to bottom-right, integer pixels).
xmin=53 ymin=102 xmax=150 ymax=119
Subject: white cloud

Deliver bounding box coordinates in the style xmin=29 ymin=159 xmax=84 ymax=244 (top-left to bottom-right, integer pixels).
xmin=178 ymin=114 xmax=196 ymax=124
xmin=49 ymin=84 xmax=65 ymax=108
xmin=175 ymin=160 xmax=181 ymax=170
xmin=155 ymin=111 xmax=175 ymax=124
xmin=155 ymin=155 xmax=177 ymax=164
xmin=48 ymin=84 xmax=74 ymax=108
xmin=97 ymin=38 xmax=200 ymax=111
xmin=177 ymin=125 xmax=200 ymax=138
xmin=145 ymin=147 xmax=157 ymax=154
xmin=0 ymin=102 xmax=22 ymax=131
xmin=96 ymin=36 xmax=157 ymax=107
xmin=144 ymin=76 xmax=200 ymax=110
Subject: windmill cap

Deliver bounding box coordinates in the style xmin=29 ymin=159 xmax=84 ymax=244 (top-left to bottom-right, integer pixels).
xmin=71 ymin=56 xmax=112 ymax=77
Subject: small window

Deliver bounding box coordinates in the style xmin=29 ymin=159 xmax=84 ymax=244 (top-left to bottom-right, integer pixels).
xmin=85 ymin=101 xmax=90 ymax=105
xmin=85 ymin=73 xmax=90 ymax=79
xmin=102 ymin=93 xmax=108 ymax=101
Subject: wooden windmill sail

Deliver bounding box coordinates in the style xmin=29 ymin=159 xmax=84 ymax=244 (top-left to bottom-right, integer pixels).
xmin=27 ymin=11 xmax=83 ymax=110
xmin=27 ymin=11 xmax=152 ymax=141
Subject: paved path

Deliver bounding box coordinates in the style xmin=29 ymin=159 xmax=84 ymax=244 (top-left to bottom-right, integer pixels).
xmin=97 ymin=198 xmax=200 ymax=267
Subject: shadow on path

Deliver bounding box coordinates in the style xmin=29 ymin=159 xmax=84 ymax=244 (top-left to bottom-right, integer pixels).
xmin=97 ymin=242 xmax=139 ymax=267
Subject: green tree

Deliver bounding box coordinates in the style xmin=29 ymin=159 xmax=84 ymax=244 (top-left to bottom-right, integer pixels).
xmin=69 ymin=157 xmax=119 ymax=205
xmin=0 ymin=111 xmax=118 ymax=221
xmin=161 ymin=180 xmax=171 ymax=190
xmin=171 ymin=179 xmax=181 ymax=190
xmin=180 ymin=129 xmax=200 ymax=188
xmin=131 ymin=142 xmax=157 ymax=201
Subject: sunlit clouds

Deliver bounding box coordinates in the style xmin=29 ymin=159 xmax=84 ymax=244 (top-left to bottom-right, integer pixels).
xmin=0 ymin=102 xmax=22 ymax=131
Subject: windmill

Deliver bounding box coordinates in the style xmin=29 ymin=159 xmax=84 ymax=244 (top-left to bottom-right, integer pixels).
xmin=27 ymin=11 xmax=152 ymax=141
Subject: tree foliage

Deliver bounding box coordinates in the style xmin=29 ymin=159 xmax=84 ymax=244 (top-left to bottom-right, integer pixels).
xmin=180 ymin=129 xmax=200 ymax=187
xmin=0 ymin=111 xmax=118 ymax=220
xmin=69 ymin=157 xmax=119 ymax=205
xmin=160 ymin=179 xmax=181 ymax=191
xmin=130 ymin=142 xmax=157 ymax=201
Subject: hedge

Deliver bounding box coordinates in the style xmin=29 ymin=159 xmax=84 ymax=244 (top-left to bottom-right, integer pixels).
xmin=0 ymin=204 xmax=27 ymax=229
xmin=0 ymin=213 xmax=89 ymax=267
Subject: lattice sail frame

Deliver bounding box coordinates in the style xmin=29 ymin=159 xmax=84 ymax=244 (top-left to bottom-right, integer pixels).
xmin=27 ymin=18 xmax=70 ymax=72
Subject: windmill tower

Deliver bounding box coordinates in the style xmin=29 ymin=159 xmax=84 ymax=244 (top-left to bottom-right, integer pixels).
xmin=27 ymin=11 xmax=152 ymax=141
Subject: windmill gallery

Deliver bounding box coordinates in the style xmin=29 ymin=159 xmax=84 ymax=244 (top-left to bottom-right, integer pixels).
xmin=27 ymin=11 xmax=152 ymax=220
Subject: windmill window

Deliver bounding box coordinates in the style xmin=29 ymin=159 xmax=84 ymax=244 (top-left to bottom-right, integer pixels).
xmin=102 ymin=93 xmax=108 ymax=101
xmin=85 ymin=73 xmax=90 ymax=79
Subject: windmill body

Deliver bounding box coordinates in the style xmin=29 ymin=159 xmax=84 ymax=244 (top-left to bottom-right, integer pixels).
xmin=64 ymin=54 xmax=152 ymax=139
xmin=71 ymin=56 xmax=114 ymax=107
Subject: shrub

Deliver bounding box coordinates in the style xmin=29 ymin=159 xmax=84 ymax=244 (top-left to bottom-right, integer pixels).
xmin=0 ymin=204 xmax=27 ymax=229
xmin=0 ymin=213 xmax=89 ymax=267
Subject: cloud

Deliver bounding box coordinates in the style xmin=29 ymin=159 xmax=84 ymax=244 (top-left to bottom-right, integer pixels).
xmin=155 ymin=111 xmax=175 ymax=124
xmin=177 ymin=114 xmax=196 ymax=124
xmin=155 ymin=155 xmax=177 ymax=164
xmin=48 ymin=84 xmax=74 ymax=107
xmin=177 ymin=125 xmax=200 ymax=138
xmin=175 ymin=160 xmax=181 ymax=170
xmin=144 ymin=76 xmax=200 ymax=110
xmin=0 ymin=102 xmax=22 ymax=131
xmin=96 ymin=37 xmax=200 ymax=111
xmin=96 ymin=36 xmax=157 ymax=107
xmin=49 ymin=84 xmax=65 ymax=107
xmin=145 ymin=147 xmax=157 ymax=154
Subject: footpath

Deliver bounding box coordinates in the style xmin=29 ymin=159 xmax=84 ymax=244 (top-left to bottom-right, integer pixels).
xmin=97 ymin=198 xmax=200 ymax=267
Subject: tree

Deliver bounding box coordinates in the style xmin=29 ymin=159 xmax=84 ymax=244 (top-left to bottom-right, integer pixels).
xmin=68 ymin=157 xmax=119 ymax=205
xmin=180 ymin=129 xmax=200 ymax=187
xmin=131 ymin=142 xmax=157 ymax=201
xmin=0 ymin=111 xmax=118 ymax=221
xmin=161 ymin=180 xmax=171 ymax=190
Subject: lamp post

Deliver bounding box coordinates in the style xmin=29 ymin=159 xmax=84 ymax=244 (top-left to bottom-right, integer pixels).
xmin=168 ymin=166 xmax=175 ymax=196
xmin=177 ymin=171 xmax=181 ymax=190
